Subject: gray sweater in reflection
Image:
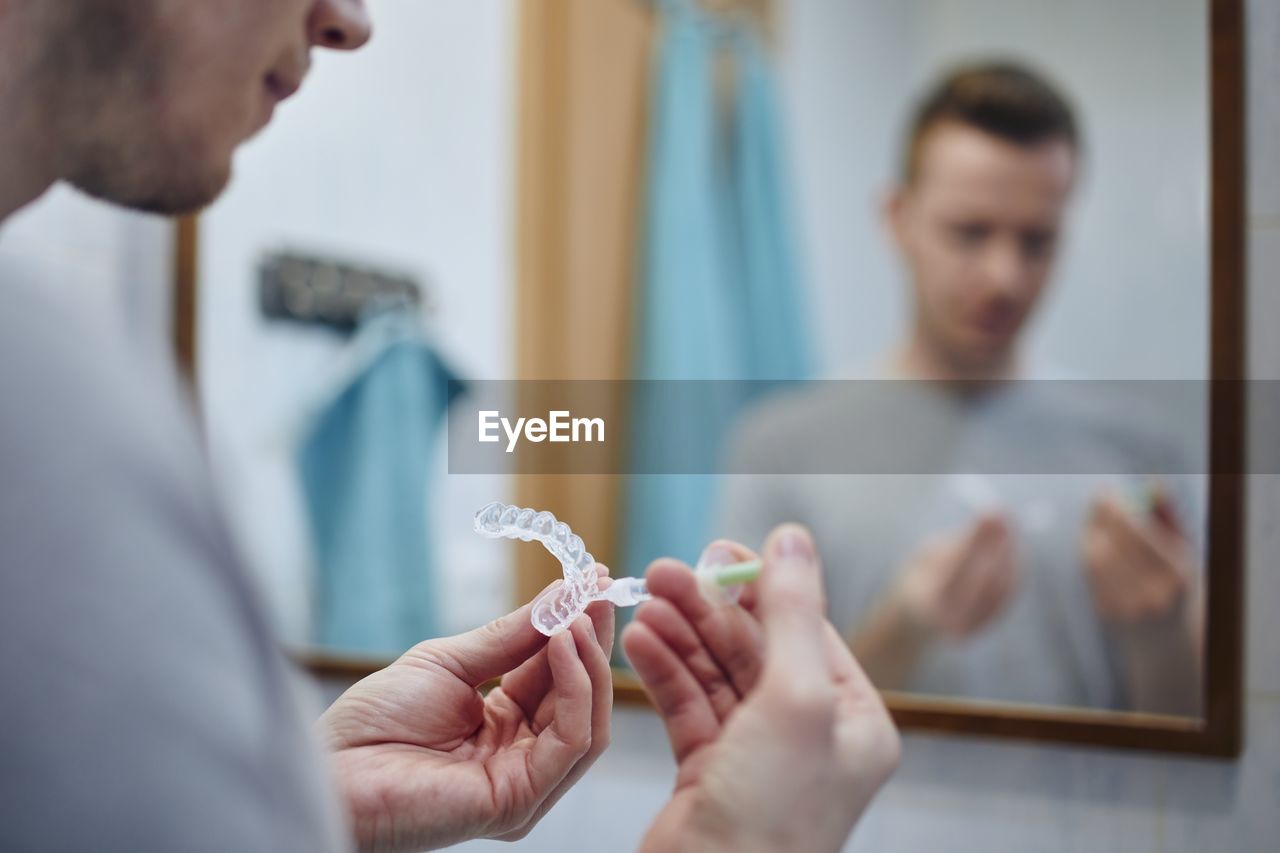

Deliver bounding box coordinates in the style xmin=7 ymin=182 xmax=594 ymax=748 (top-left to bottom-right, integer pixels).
xmin=717 ymin=377 xmax=1204 ymax=712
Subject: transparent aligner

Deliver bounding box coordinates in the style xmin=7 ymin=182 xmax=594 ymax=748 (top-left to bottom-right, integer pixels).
xmin=474 ymin=501 xmax=600 ymax=635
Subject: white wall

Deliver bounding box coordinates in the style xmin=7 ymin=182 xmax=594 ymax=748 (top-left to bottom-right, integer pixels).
xmin=782 ymin=0 xmax=1209 ymax=379
xmin=777 ymin=0 xmax=917 ymax=374
xmin=197 ymin=1 xmax=518 ymax=644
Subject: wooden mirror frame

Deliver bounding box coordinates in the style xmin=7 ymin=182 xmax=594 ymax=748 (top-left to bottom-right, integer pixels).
xmin=173 ymin=0 xmax=1245 ymax=757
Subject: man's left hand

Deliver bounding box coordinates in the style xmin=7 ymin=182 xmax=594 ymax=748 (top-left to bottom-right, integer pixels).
xmin=1080 ymin=488 xmax=1195 ymax=624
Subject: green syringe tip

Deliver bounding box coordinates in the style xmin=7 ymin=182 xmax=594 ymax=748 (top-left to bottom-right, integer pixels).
xmin=1132 ymin=481 xmax=1161 ymax=514
xmin=707 ymin=559 xmax=763 ymax=586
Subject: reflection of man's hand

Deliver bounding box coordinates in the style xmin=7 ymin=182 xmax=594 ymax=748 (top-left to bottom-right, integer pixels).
xmin=894 ymin=513 xmax=1020 ymax=640
xmin=1081 ymin=488 xmax=1194 ymax=624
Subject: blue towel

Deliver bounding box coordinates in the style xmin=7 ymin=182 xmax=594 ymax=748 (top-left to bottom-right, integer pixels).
xmin=619 ymin=1 xmax=808 ymax=591
xmin=729 ymin=26 xmax=812 ymax=380
xmin=621 ymin=2 xmax=811 ymax=593
xmin=297 ymin=312 xmax=460 ymax=657
xmin=635 ymin=1 xmax=740 ymax=382
xmin=622 ymin=2 xmax=733 ymax=604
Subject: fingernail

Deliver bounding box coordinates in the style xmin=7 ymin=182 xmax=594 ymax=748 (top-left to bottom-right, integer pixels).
xmin=696 ymin=542 xmax=737 ymax=570
xmin=774 ymin=526 xmax=814 ymax=561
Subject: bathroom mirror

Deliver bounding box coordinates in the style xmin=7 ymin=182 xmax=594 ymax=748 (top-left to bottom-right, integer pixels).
xmin=506 ymin=0 xmax=1245 ymax=756
xmin=176 ymin=0 xmax=1244 ymax=756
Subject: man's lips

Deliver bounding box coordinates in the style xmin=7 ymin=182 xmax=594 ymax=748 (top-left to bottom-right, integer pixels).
xmin=253 ymin=70 xmax=303 ymax=133
xmin=971 ymin=304 xmax=1021 ymax=338
xmin=265 ymin=70 xmax=302 ymax=103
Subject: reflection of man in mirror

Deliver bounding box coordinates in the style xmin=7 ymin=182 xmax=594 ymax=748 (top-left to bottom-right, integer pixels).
xmin=721 ymin=62 xmax=1204 ymax=715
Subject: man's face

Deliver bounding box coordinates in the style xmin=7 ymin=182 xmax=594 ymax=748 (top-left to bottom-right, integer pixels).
xmin=54 ymin=0 xmax=371 ymax=214
xmin=887 ymin=122 xmax=1076 ymax=372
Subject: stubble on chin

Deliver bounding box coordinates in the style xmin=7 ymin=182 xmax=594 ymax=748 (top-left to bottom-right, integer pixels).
xmin=46 ymin=0 xmax=235 ymax=215
xmin=66 ymin=117 xmax=233 ymax=216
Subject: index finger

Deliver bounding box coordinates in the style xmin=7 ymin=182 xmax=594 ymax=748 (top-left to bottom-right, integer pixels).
xmin=501 ymin=565 xmax=612 ymax=715
xmin=524 ymin=631 xmax=593 ymax=798
xmin=941 ymin=513 xmax=1010 ymax=597
xmin=1094 ymin=494 xmax=1161 ymax=559
xmin=641 ymin=543 xmax=765 ymax=695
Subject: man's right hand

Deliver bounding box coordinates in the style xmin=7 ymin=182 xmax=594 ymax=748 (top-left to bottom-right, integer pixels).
xmin=623 ymin=525 xmax=901 ymax=853
xmin=847 ymin=513 xmax=1019 ymax=690
xmin=318 ymin=570 xmax=614 ymax=852
xmin=891 ymin=512 xmax=1020 ymax=641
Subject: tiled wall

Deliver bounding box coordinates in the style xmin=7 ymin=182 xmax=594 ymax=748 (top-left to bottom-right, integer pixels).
xmin=453 ymin=2 xmax=1280 ymax=850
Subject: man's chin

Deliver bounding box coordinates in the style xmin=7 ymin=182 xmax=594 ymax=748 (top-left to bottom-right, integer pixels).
xmin=950 ymin=334 xmax=1020 ymax=377
xmin=69 ymin=163 xmax=231 ymax=217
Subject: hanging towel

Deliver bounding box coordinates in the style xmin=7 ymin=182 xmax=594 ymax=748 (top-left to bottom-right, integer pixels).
xmin=621 ymin=2 xmax=811 ymax=587
xmin=297 ymin=311 xmax=461 ymax=657
xmin=622 ymin=0 xmax=737 ymax=596
xmin=729 ymin=26 xmax=812 ymax=380
xmin=634 ymin=1 xmax=739 ymax=381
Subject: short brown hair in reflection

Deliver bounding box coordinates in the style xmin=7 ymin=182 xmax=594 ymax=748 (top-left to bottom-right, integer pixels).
xmin=902 ymin=61 xmax=1080 ymax=184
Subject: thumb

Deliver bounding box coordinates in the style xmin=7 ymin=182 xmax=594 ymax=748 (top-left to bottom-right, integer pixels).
xmin=433 ymin=583 xmax=554 ymax=686
xmin=1149 ymin=485 xmax=1186 ymax=539
xmin=969 ymin=512 xmax=1009 ymax=547
xmin=758 ymin=524 xmax=833 ymax=708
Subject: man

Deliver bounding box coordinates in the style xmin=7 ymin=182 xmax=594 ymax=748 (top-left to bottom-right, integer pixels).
xmin=0 ymin=2 xmax=898 ymax=851
xmin=721 ymin=63 xmax=1203 ymax=715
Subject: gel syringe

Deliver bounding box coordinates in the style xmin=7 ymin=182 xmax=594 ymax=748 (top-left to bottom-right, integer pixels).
xmin=474 ymin=501 xmax=761 ymax=636
xmin=594 ymin=557 xmax=763 ymax=606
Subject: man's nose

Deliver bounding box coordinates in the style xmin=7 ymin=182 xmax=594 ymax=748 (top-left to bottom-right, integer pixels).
xmin=980 ymin=239 xmax=1028 ymax=296
xmin=309 ymin=0 xmax=372 ymax=51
